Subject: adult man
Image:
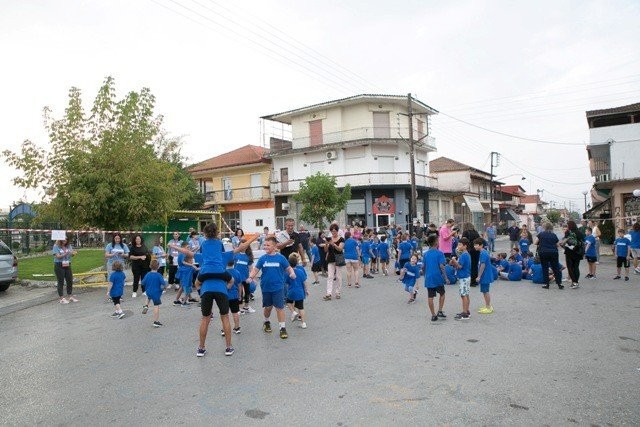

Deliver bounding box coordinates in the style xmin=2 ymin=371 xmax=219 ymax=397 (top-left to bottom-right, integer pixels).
xmin=298 ymin=225 xmax=312 ymax=264
xmin=438 ymin=219 xmax=455 ymax=258
xmin=167 ymin=231 xmax=183 ymax=290
xmin=484 ymin=223 xmax=497 ymax=252
xmin=507 ymin=223 xmax=521 ymax=250
xmin=277 ymin=218 xmax=306 ymax=264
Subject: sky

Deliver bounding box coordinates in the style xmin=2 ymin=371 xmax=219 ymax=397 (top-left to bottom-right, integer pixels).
xmin=1 ymin=0 xmax=639 ymax=214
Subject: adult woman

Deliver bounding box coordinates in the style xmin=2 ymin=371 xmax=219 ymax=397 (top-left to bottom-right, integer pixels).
xmin=231 ymin=228 xmax=244 ymax=249
xmin=561 ymin=220 xmax=584 ymax=289
xmin=152 ymin=237 xmax=167 ymax=276
xmin=105 ymin=233 xmax=129 ymax=276
xmin=343 ymin=231 xmax=361 ymax=288
xmin=323 ymin=223 xmax=345 ymax=301
xmin=462 ymin=223 xmax=481 ymax=286
xmin=53 ymin=237 xmax=78 ymax=304
xmin=535 ymin=222 xmax=563 ymax=289
xmin=129 ymin=234 xmax=151 ymax=298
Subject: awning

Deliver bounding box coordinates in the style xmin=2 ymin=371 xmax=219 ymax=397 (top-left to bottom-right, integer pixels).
xmin=583 ymin=197 xmax=611 ymax=220
xmin=463 ymin=195 xmax=484 ymax=213
xmin=500 ymin=208 xmax=519 ymax=221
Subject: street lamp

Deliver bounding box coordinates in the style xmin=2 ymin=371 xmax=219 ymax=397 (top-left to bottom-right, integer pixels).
xmin=582 ymin=190 xmax=588 ymax=213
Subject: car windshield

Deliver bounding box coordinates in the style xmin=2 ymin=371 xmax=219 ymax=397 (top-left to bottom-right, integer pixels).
xmin=0 ymin=240 xmax=13 ymax=255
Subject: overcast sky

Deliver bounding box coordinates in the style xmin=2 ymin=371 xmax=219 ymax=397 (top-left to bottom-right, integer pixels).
xmin=1 ymin=0 xmax=639 ymax=214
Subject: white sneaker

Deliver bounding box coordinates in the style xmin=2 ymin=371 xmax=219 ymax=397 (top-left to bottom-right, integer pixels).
xmin=290 ymin=311 xmax=299 ymax=322
xmin=132 ymin=292 xmax=137 ymax=298
xmin=68 ymin=296 xmax=79 ymax=303
xmin=243 ymin=306 xmax=256 ymax=313
xmin=59 ymin=298 xmax=69 ymax=304
xmin=300 ymin=322 xmax=307 ymax=329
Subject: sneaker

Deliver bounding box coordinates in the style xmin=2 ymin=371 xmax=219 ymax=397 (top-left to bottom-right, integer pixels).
xmin=118 ymin=312 xmax=126 ymax=319
xmin=478 ymin=307 xmax=493 ymax=314
xmin=290 ymin=311 xmax=299 ymax=322
xmin=243 ymin=306 xmax=256 ymax=313
xmin=196 ymin=348 xmax=207 ymax=357
xmin=110 ymin=311 xmax=119 ymax=318
xmin=558 ymin=284 xmax=564 ymax=290
xmin=541 ymin=284 xmax=550 ymax=289
xmin=142 ymin=305 xmax=149 ymax=314
xmin=188 ymin=298 xmax=198 ymax=303
xmin=614 ymin=276 xmax=621 ymax=280
xmin=279 ymin=327 xmax=288 ymax=339
xmin=322 ymin=295 xmax=332 ymax=301
xmin=430 ymin=315 xmax=438 ymax=322
xmin=589 ymin=275 xmax=597 ymax=280
xmin=59 ymin=298 xmax=70 ymax=304
xmin=220 ymin=329 xmax=225 ymax=337
xmin=68 ymin=296 xmax=79 ymax=303
xmin=625 ymin=276 xmax=629 ymax=281
xmin=132 ymin=292 xmax=137 ymax=298
xmin=153 ymin=321 xmax=162 ymax=327
xmin=635 ymin=267 xmax=640 ymax=274
xmin=233 ymin=327 xmax=241 ymax=334
xmin=437 ymin=311 xmax=446 ymax=318
xmin=181 ymin=302 xmax=190 ymax=308
xmin=585 ymin=274 xmax=592 ymax=279
xmin=225 ymin=347 xmax=235 ymax=356
xmin=407 ymin=299 xmax=415 ymax=304
xmin=454 ymin=313 xmax=469 ymax=320
xmin=173 ymin=300 xmax=181 ymax=306
xmin=300 ymin=322 xmax=307 ymax=329
xmin=263 ymin=321 xmax=272 ymax=333
xmin=570 ymin=283 xmax=580 ymax=289
xmin=249 ymin=293 xmax=255 ymax=301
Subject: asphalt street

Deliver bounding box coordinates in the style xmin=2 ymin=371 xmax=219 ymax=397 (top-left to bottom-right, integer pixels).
xmin=0 ymin=237 xmax=639 ymax=425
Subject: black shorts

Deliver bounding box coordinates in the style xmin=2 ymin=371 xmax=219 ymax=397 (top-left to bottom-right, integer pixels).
xmin=427 ymin=286 xmax=445 ymax=298
xmin=286 ymin=299 xmax=304 ymax=310
xmin=111 ymin=296 xmax=122 ymax=305
xmin=585 ymin=256 xmax=597 ymax=264
xmin=311 ymin=263 xmax=322 ymax=272
xmin=200 ymin=291 xmax=229 ymax=317
xmin=228 ymin=299 xmax=240 ymax=314
xmin=616 ymin=256 xmax=630 ymax=268
xmin=197 ymin=271 xmax=232 ymax=283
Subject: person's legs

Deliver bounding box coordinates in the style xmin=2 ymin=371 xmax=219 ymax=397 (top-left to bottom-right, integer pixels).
xmin=438 ymin=292 xmax=445 ymax=312
xmin=326 ymin=263 xmax=336 ymax=296
xmin=345 ymin=262 xmax=354 ymax=286
xmin=427 ymin=297 xmax=436 ymax=316
xmin=335 ymin=266 xmax=343 ymax=296
xmin=132 ymin=266 xmax=141 ymax=293
xmin=64 ymin=267 xmax=74 ymax=297
xmin=54 ymin=264 xmax=65 ymax=299
xmin=549 ymin=253 xmax=562 ymax=286
xmin=199 ymin=316 xmax=211 ymax=349
xmin=540 ymin=253 xmax=551 ymax=285
xmin=462 ymin=295 xmax=470 ymax=314
xmin=220 ymin=314 xmax=232 ymax=348
xmin=153 ymin=305 xmax=160 ymax=322
xmin=483 ymin=292 xmax=491 ymax=308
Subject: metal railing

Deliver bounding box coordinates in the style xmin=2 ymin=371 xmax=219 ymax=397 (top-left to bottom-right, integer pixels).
xmin=289 ymin=126 xmax=436 ymax=150
xmin=270 ymin=172 xmax=436 ymax=194
xmin=204 ymin=186 xmax=270 ymax=203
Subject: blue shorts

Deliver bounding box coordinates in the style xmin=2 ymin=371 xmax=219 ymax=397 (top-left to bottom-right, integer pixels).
xmin=262 ymin=289 xmax=285 ymax=309
xmin=361 ymin=256 xmax=370 ymax=264
xmin=404 ymin=284 xmax=415 ymax=293
xmin=380 ymin=257 xmax=389 ymax=263
xmin=147 ymin=293 xmax=162 ymax=306
xmin=480 ymin=281 xmax=492 ymax=293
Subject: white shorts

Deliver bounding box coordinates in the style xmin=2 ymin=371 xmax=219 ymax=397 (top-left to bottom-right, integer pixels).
xmin=458 ymin=277 xmax=471 ymax=297
xmin=631 ymin=248 xmax=640 ymax=259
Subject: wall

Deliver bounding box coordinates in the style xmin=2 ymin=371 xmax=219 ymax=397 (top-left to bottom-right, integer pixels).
xmin=240 ymin=208 xmax=275 ymax=233
xmin=610 ymin=139 xmax=640 ymax=180
xmin=207 ymin=164 xmax=270 ymax=192
xmin=589 ymin=122 xmax=639 ymax=145
xmin=432 ymin=170 xmax=471 ymax=192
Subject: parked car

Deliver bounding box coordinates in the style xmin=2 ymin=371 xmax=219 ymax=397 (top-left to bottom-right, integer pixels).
xmin=0 ymin=240 xmax=18 ymax=292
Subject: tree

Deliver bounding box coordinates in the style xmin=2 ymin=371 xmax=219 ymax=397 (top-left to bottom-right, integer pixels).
xmin=293 ymin=173 xmax=351 ymax=230
xmin=546 ymin=209 xmax=561 ymax=224
xmin=2 ymin=77 xmax=200 ymax=230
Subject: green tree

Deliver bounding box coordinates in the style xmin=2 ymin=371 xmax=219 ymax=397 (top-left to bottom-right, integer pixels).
xmin=546 ymin=209 xmax=561 ymax=224
xmin=293 ymin=173 xmax=351 ymax=230
xmin=2 ymin=77 xmax=200 ymax=230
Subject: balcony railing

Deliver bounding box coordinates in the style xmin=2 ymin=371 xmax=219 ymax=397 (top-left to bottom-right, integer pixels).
xmin=290 ymin=126 xmax=436 ymax=151
xmin=204 ymin=186 xmax=270 ymax=203
xmin=271 ymin=172 xmax=436 ymax=194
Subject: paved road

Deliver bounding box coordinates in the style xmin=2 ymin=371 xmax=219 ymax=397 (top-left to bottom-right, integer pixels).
xmin=0 ymin=237 xmax=638 ymax=425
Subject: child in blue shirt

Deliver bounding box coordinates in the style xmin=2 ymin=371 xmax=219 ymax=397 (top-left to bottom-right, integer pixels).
xmin=361 ymin=236 xmax=373 ymax=279
xmin=371 ymin=235 xmax=380 ymax=274
xmin=445 ymin=262 xmax=457 ymax=285
xmin=584 ymin=227 xmax=597 ymax=279
xmin=234 ymin=246 xmax=255 ymax=313
xmin=107 ymin=261 xmax=126 ymax=319
xmin=141 ymin=260 xmax=167 ymax=327
xmin=530 ymin=257 xmax=544 ymax=283
xmin=506 ymin=256 xmax=523 ymax=281
xmin=399 ymin=254 xmax=421 ymax=303
xmin=450 ymin=237 xmax=471 ymax=320
xmin=474 ymin=238 xmax=494 ymax=314
xmin=309 ymin=238 xmax=322 ymax=285
xmin=510 ymin=247 xmax=523 ymax=264
xmin=614 ymin=228 xmax=632 ymax=281
xmin=286 ymin=253 xmax=309 ymax=329
xmin=378 ymin=236 xmax=390 ymax=276
xmin=421 ymin=235 xmax=449 ymax=322
xmin=518 ymin=231 xmax=530 ymax=258
xmin=225 ymin=261 xmax=243 ymax=335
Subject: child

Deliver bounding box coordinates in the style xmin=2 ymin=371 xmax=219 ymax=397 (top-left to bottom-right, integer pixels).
xmin=141 ymin=260 xmax=167 ymax=327
xmin=234 ymin=246 xmax=256 ymax=313
xmin=518 ymin=231 xmax=530 ymax=258
xmin=177 ymin=245 xmax=199 ymax=307
xmin=506 ymin=256 xmax=523 ymax=281
xmin=361 ymin=235 xmax=373 ymax=279
xmin=445 ymin=259 xmax=457 ymax=285
xmin=223 ymin=260 xmax=242 ymax=335
xmin=370 ymin=235 xmax=380 ymax=274
xmin=247 ymin=236 xmax=296 ymax=339
xmin=450 ymin=237 xmax=471 ymax=320
xmin=378 ymin=235 xmax=390 ymax=276
xmin=522 ymin=252 xmax=534 ymax=280
xmin=613 ymin=228 xmax=632 ymax=281
xmin=584 ymin=227 xmax=597 ymax=279
xmin=399 ymin=254 xmax=421 ymax=303
xmin=286 ymin=253 xmax=309 ymax=328
xmin=474 ymin=238 xmax=494 ymax=314
xmin=309 ymin=238 xmax=322 ymax=285
xmin=510 ymin=247 xmax=523 ymax=264
xmin=106 ymin=261 xmax=126 ymax=319
xmin=421 ymin=234 xmax=449 ymax=322
xmin=496 ymin=253 xmax=509 ymax=276
xmin=530 ymin=256 xmax=544 ymax=284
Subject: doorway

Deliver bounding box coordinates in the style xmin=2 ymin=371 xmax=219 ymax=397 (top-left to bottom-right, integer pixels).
xmin=376 ymin=214 xmax=390 ymax=229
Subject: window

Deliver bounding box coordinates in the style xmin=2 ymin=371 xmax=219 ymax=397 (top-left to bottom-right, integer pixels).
xmin=222 ymin=177 xmax=232 ymax=201
xmin=255 ymin=219 xmax=263 ymax=227
xmin=221 ymin=211 xmax=240 ymax=235
xmin=280 ymin=168 xmax=289 ymax=192
xmin=373 ymin=112 xmax=390 ymax=138
xmin=250 ymin=173 xmax=262 ymax=199
xmin=309 ymin=119 xmax=323 ymax=146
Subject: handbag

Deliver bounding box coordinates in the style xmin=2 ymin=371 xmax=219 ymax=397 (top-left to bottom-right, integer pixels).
xmin=334 ymin=252 xmax=346 ymax=267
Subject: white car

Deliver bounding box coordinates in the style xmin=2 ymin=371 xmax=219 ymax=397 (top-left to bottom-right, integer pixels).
xmin=0 ymin=240 xmax=18 ymax=292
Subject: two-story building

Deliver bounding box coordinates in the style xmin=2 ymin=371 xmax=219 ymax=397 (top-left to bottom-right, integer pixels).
xmin=187 ymin=145 xmax=273 ymax=234
xmin=495 ymin=184 xmax=526 ymax=227
xmin=261 ymin=94 xmax=438 ymax=231
xmin=585 ymin=102 xmax=640 ymax=227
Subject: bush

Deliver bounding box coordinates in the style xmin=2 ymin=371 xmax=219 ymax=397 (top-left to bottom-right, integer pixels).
xmin=11 ymin=241 xmax=20 ymax=250
xmin=599 ymin=220 xmax=615 ymax=244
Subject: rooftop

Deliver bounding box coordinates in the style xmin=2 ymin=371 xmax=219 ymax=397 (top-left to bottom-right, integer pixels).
xmin=586 ymin=102 xmax=640 ymax=118
xmin=429 ymin=156 xmax=493 ymax=178
xmin=187 ymin=145 xmax=270 ymax=173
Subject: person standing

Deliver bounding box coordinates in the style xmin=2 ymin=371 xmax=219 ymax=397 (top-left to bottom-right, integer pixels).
xmin=105 ymin=233 xmax=129 ymax=276
xmin=589 ymin=220 xmax=601 ymax=263
xmin=484 ymin=223 xmax=497 ymax=253
xmin=298 ymin=225 xmax=312 ymax=265
xmin=535 ymin=222 xmax=564 ymax=290
xmin=152 ymin=238 xmax=167 ymax=277
xmin=167 ymin=231 xmax=182 ymax=290
xmin=628 ymin=222 xmax=640 ymax=275
xmin=277 ymin=218 xmax=306 ymax=264
xmin=438 ymin=219 xmax=455 ymax=258
xmin=53 ymin=237 xmax=78 ymax=304
xmin=129 ymin=234 xmax=151 ymax=298
xmin=507 ymin=223 xmax=521 ymax=250
xmin=561 ymin=220 xmax=584 ymax=289
xmin=323 ymin=224 xmax=345 ymax=300
xmin=462 ymin=223 xmax=481 ymax=286
xmin=231 ymin=228 xmax=244 ymax=249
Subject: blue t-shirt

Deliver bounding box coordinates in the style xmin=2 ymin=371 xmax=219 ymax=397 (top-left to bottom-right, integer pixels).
xmin=105 ymin=243 xmax=129 ymax=266
xmin=519 ymin=238 xmax=530 ymax=256
xmin=109 ymin=270 xmax=126 ymax=297
xmin=255 ymin=253 xmax=290 ymax=292
xmin=344 ymin=238 xmax=359 ymax=260
xmin=378 ymin=242 xmax=390 ymax=260
xmin=361 ymin=241 xmax=372 ymax=261
xmin=630 ymin=230 xmax=640 ymax=249
xmin=401 ymin=262 xmax=421 ymax=287
xmin=498 ymin=259 xmax=509 ymax=271
xmin=584 ymin=235 xmax=597 ymax=257
xmin=52 ymin=244 xmax=73 ymax=264
xmin=507 ymin=262 xmax=523 ymax=281
xmin=445 ymin=264 xmax=457 ymax=284
xmin=478 ymin=249 xmax=493 ymax=285
xmin=233 ymin=253 xmax=252 ymax=281
xmin=142 ymin=271 xmax=166 ymax=298
xmin=371 ymin=242 xmax=379 ymax=257
xmin=530 ymin=264 xmax=544 ymax=283
xmin=310 ymin=245 xmax=321 ymax=265
xmin=615 ymin=237 xmax=631 ymax=258
xmin=398 ymin=241 xmax=413 ymax=260
xmin=486 ymin=226 xmax=496 ymax=239
xmin=286 ymin=265 xmax=307 ymax=301
xmin=199 ymin=239 xmax=233 ymax=274
xmin=422 ymin=249 xmax=445 ymax=288
xmin=457 ymin=252 xmax=471 ymax=279
xmin=227 ymin=268 xmax=242 ymax=300
xmin=152 ymin=246 xmax=167 ymax=267
xmin=410 ymin=238 xmax=419 ymax=251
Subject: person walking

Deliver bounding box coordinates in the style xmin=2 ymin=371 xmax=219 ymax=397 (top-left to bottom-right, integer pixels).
xmin=129 ymin=234 xmax=151 ymax=298
xmin=323 ymin=223 xmax=345 ymax=300
xmin=561 ymin=220 xmax=584 ymax=289
xmin=53 ymin=237 xmax=78 ymax=304
xmin=535 ymin=222 xmax=564 ymax=290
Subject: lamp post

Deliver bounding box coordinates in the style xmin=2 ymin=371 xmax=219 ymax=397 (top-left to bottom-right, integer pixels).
xmin=582 ymin=190 xmax=588 ymax=213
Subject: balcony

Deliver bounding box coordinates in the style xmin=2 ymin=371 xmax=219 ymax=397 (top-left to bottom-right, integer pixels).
xmin=204 ymin=186 xmax=270 ymax=204
xmin=290 ymin=127 xmax=436 ymax=152
xmin=271 ymin=172 xmax=436 ymax=194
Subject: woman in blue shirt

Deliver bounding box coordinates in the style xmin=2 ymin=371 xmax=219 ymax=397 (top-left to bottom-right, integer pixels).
xmin=53 ymin=237 xmax=78 ymax=304
xmin=534 ymin=222 xmax=563 ymax=289
xmin=105 ymin=233 xmax=129 ymax=275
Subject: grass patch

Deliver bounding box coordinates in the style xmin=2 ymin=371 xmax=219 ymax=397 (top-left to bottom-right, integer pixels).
xmin=18 ymin=249 xmax=106 ymax=280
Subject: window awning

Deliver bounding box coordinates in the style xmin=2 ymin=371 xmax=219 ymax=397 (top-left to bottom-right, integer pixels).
xmin=463 ymin=195 xmax=484 ymax=213
xmin=500 ymin=208 xmax=519 ymax=221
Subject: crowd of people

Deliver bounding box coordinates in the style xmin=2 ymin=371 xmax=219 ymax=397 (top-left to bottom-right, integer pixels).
xmin=52 ymin=217 xmax=640 ymax=358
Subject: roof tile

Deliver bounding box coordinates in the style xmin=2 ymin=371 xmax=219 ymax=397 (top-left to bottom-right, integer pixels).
xmin=187 ymin=145 xmax=269 ymax=173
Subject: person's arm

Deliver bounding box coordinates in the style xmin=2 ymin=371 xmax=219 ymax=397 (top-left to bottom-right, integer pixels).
xmin=286 ymin=265 xmax=296 ymax=279
xmin=233 ymin=234 xmax=259 ymax=254
xmin=106 ymin=280 xmax=112 ymax=297
xmin=247 ymin=266 xmax=260 ymax=282
xmin=440 ymin=263 xmax=449 ymax=285
xmin=303 ymin=280 xmax=309 ymax=296
xmin=297 ymin=243 xmax=306 ymax=264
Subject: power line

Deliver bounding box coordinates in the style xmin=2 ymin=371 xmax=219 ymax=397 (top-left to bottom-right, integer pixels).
xmin=500 ymin=155 xmax=592 ymax=185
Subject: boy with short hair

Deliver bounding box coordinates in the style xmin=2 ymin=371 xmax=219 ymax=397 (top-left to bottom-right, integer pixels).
xmin=247 ymin=236 xmax=296 ymax=339
xmin=584 ymin=227 xmax=597 ymax=279
xmin=450 ymin=237 xmax=471 ymax=320
xmin=614 ymin=229 xmax=632 ymax=281
xmin=378 ymin=235 xmax=390 ymax=276
xmin=141 ymin=259 xmax=167 ymax=327
xmin=474 ymin=238 xmax=494 ymax=314
xmin=286 ymin=253 xmax=309 ymax=329
xmin=421 ymin=234 xmax=449 ymax=322
xmin=518 ymin=231 xmax=530 ymax=258
xmin=107 ymin=261 xmax=126 ymax=319
xmin=399 ymin=254 xmax=421 ymax=303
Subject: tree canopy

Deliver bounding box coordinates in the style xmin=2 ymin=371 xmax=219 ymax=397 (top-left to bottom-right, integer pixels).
xmin=546 ymin=209 xmax=561 ymax=224
xmin=293 ymin=173 xmax=351 ymax=230
xmin=2 ymin=77 xmax=201 ymax=230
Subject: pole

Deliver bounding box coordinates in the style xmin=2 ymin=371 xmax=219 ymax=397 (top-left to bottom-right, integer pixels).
xmin=407 ymin=93 xmax=417 ymax=235
xmin=490 ymin=152 xmax=499 ymax=225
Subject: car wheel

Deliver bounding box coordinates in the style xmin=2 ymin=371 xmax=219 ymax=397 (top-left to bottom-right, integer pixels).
xmin=0 ymin=283 xmax=10 ymax=292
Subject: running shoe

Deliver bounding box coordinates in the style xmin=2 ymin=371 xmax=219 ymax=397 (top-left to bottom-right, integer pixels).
xmin=541 ymin=284 xmax=550 ymax=289
xmin=478 ymin=307 xmax=494 ymax=314
xmin=117 ymin=312 xmax=126 ymax=319
xmin=59 ymin=298 xmax=69 ymax=304
xmin=132 ymin=292 xmax=137 ymax=298
xmin=142 ymin=305 xmax=149 ymax=314
xmin=153 ymin=321 xmax=162 ymax=328
xmin=437 ymin=311 xmax=446 ymax=318
xmin=570 ymin=283 xmax=580 ymax=289
xmin=430 ymin=315 xmax=438 ymax=322
xmin=263 ymin=321 xmax=272 ymax=333
xmin=300 ymin=322 xmax=307 ymax=329
xmin=233 ymin=327 xmax=241 ymax=334
xmin=279 ymin=327 xmax=288 ymax=339
xmin=454 ymin=313 xmax=470 ymax=321
xmin=68 ymin=296 xmax=79 ymax=303
xmin=110 ymin=311 xmax=119 ymax=318
xmin=225 ymin=347 xmax=235 ymax=356
xmin=173 ymin=300 xmax=181 ymax=306
xmin=614 ymin=276 xmax=621 ymax=280
xmin=290 ymin=311 xmax=299 ymax=322
xmin=196 ymin=348 xmax=207 ymax=357
xmin=220 ymin=329 xmax=225 ymax=337
xmin=243 ymin=306 xmax=256 ymax=313
xmin=625 ymin=276 xmax=629 ymax=281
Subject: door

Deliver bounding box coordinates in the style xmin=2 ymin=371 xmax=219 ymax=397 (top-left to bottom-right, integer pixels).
xmin=373 ymin=112 xmax=390 ymax=138
xmin=250 ymin=173 xmax=261 ymax=199
xmin=280 ymin=168 xmax=289 ymax=192
xmin=376 ymin=214 xmax=390 ymax=228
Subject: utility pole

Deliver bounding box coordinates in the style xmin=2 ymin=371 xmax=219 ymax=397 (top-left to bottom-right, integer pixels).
xmin=407 ymin=93 xmax=417 ymax=236
xmin=490 ymin=152 xmax=500 ymax=225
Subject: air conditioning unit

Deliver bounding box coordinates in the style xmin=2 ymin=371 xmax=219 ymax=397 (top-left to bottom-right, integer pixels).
xmin=326 ymin=150 xmax=337 ymax=160
xmin=282 ymin=203 xmax=290 ymax=211
xmin=598 ymin=173 xmax=609 ymax=182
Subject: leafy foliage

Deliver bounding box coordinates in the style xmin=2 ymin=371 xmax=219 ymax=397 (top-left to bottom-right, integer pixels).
xmin=2 ymin=77 xmax=200 ymax=230
xmin=546 ymin=209 xmax=561 ymax=224
xmin=293 ymin=173 xmax=351 ymax=230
